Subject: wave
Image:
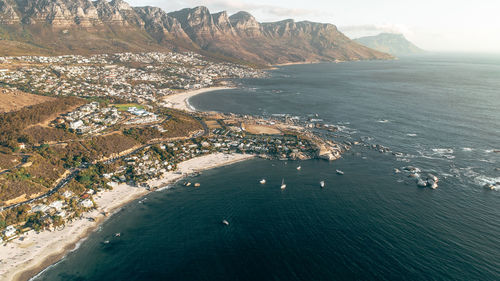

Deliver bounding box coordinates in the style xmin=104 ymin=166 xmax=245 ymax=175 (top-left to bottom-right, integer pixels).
xmin=432 ymin=148 xmax=454 ymax=154
xmin=156 ymin=185 xmax=172 ymax=192
xmin=431 ymin=148 xmax=455 ymax=159
xmin=406 ymin=133 xmax=418 ymax=137
xmin=474 ymin=175 xmax=500 ymax=188
xmin=376 ymin=119 xmax=390 ymax=123
xmin=462 ymin=147 xmax=474 ymax=152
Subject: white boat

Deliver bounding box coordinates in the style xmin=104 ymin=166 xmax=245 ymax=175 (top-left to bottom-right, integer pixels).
xmin=280 ymin=178 xmax=286 ymax=189
xmin=222 ymin=220 xmax=229 ymax=225
xmin=260 ymin=179 xmax=266 ymax=184
xmin=336 ymin=170 xmax=344 ymax=175
xmin=320 ymin=181 xmax=325 ymax=188
xmin=115 ymin=233 xmax=121 ymax=237
xmin=297 ymin=166 xmax=301 ymax=170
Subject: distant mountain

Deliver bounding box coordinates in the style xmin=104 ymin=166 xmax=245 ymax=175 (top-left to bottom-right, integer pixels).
xmin=0 ymin=0 xmax=392 ymax=64
xmin=355 ymin=33 xmax=424 ymax=57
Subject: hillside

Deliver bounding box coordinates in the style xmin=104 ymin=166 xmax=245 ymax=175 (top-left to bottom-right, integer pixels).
xmin=0 ymin=0 xmax=392 ymax=64
xmin=355 ymin=33 xmax=424 ymax=57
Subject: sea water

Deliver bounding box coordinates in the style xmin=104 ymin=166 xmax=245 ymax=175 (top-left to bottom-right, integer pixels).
xmin=35 ymin=55 xmax=500 ymax=280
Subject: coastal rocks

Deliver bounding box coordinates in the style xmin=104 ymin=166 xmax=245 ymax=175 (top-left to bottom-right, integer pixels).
xmin=415 ymin=173 xmax=439 ymax=189
xmin=401 ymin=166 xmax=439 ymax=189
xmin=483 ymin=183 xmax=498 ymax=191
xmin=416 ymin=178 xmax=427 ymax=187
xmin=319 ymin=151 xmax=340 ymax=161
xmin=403 ymin=166 xmax=421 ymax=173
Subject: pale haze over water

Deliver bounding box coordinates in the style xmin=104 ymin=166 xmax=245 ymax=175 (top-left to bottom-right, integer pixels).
xmin=130 ymin=0 xmax=500 ymax=53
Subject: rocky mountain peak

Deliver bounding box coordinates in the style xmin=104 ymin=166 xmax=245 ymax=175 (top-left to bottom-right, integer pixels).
xmin=212 ymin=11 xmax=234 ymax=33
xmin=109 ymin=0 xmax=131 ymax=11
xmin=229 ymin=11 xmax=261 ymax=37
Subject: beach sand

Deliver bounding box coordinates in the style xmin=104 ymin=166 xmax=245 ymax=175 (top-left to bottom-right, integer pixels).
xmin=163 ymin=86 xmax=235 ymax=112
xmin=1 ymin=153 xmax=254 ymax=281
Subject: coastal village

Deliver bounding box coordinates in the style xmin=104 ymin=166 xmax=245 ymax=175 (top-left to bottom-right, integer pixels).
xmin=0 ymin=52 xmax=266 ymax=103
xmin=0 ymin=51 xmax=346 ymax=246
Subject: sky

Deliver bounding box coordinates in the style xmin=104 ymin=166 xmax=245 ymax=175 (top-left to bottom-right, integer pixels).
xmin=129 ymin=0 xmax=500 ymax=53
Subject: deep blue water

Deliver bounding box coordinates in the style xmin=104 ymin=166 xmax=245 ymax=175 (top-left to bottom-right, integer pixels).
xmin=35 ymin=55 xmax=500 ymax=281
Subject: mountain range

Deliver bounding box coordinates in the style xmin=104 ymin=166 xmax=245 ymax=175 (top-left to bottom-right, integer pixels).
xmin=355 ymin=33 xmax=424 ymax=57
xmin=0 ymin=0 xmax=392 ymax=64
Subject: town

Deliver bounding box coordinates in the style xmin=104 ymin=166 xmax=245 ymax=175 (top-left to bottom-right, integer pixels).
xmin=0 ymin=51 xmax=345 ymax=242
xmin=0 ymin=52 xmax=266 ymax=103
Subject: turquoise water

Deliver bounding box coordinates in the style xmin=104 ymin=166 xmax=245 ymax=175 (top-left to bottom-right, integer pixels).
xmin=35 ymin=55 xmax=500 ymax=280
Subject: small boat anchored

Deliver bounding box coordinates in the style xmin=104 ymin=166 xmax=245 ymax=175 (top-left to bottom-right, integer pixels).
xmin=280 ymin=178 xmax=286 ymax=190
xmin=320 ymin=181 xmax=325 ymax=188
xmin=222 ymin=220 xmax=229 ymax=226
xmin=336 ymin=170 xmax=344 ymax=175
xmin=260 ymin=179 xmax=266 ymax=184
xmin=296 ymin=166 xmax=301 ymax=171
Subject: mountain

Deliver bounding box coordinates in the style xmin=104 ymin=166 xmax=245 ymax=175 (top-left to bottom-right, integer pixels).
xmin=355 ymin=33 xmax=424 ymax=57
xmin=0 ymin=0 xmax=393 ymax=64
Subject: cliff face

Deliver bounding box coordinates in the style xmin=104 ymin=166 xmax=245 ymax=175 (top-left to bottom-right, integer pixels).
xmin=0 ymin=1 xmax=393 ymax=64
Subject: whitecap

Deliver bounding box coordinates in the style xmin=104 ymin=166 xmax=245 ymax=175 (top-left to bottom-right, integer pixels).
xmin=156 ymin=185 xmax=172 ymax=192
xmin=432 ymin=148 xmax=454 ymax=154
xmin=462 ymin=147 xmax=474 ymax=152
xmin=474 ymin=175 xmax=500 ymax=188
xmin=377 ymin=119 xmax=390 ymax=123
xmin=406 ymin=133 xmax=417 ymax=137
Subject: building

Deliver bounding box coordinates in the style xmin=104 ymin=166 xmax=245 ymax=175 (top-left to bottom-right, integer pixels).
xmin=3 ymin=225 xmax=16 ymax=238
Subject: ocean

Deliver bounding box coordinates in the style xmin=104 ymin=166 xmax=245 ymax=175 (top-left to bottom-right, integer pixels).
xmin=34 ymin=54 xmax=500 ymax=280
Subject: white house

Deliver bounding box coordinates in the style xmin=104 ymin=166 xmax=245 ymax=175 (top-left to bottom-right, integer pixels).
xmin=80 ymin=199 xmax=94 ymax=208
xmin=49 ymin=201 xmax=64 ymax=211
xmin=69 ymin=120 xmax=84 ymax=130
xmin=3 ymin=225 xmax=16 ymax=238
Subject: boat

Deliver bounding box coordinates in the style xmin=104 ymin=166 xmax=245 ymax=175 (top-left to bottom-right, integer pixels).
xmin=115 ymin=233 xmax=121 ymax=237
xmin=320 ymin=181 xmax=325 ymax=188
xmin=194 ymin=183 xmax=201 ymax=187
xmin=222 ymin=220 xmax=229 ymax=226
xmin=259 ymin=179 xmax=266 ymax=184
xmin=297 ymin=166 xmax=301 ymax=170
xmin=336 ymin=170 xmax=344 ymax=175
xmin=103 ymin=240 xmax=110 ymax=244
xmin=280 ymin=178 xmax=286 ymax=189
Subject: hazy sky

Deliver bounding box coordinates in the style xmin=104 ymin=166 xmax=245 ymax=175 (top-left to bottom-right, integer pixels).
xmin=129 ymin=0 xmax=500 ymax=53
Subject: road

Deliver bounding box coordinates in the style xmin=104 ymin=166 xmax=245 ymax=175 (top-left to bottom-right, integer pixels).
xmin=1 ymin=118 xmax=210 ymax=211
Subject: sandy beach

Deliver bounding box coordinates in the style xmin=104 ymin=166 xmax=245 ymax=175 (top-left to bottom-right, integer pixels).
xmin=1 ymin=153 xmax=254 ymax=281
xmin=163 ymin=86 xmax=235 ymax=112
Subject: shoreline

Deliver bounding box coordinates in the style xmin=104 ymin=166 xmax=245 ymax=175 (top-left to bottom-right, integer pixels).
xmin=1 ymin=153 xmax=254 ymax=281
xmin=163 ymin=86 xmax=236 ymax=112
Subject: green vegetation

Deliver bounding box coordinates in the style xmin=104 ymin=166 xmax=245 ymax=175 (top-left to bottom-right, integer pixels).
xmin=113 ymin=103 xmax=144 ymax=112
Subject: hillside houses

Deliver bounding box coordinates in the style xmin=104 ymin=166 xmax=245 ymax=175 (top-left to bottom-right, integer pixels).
xmin=0 ymin=52 xmax=265 ymax=103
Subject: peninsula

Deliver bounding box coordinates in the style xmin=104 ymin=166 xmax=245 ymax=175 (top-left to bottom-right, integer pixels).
xmin=0 ymin=50 xmax=347 ymax=280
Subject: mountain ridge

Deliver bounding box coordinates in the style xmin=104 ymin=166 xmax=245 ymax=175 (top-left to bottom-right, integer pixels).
xmin=355 ymin=33 xmax=424 ymax=57
xmin=0 ymin=0 xmax=393 ymax=64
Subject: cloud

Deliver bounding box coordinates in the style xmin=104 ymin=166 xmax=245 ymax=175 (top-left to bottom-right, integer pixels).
xmin=136 ymin=0 xmax=332 ymax=21
xmin=339 ymin=24 xmax=412 ymax=39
